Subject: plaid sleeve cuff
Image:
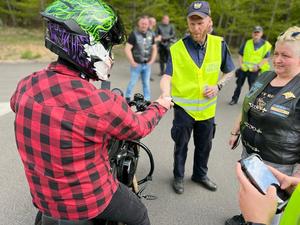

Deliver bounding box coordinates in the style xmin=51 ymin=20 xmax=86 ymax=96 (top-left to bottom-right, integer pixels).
xmin=151 ymin=101 xmax=168 ymax=113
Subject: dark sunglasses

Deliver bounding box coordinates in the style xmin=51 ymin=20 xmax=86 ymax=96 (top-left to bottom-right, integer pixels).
xmin=292 ymin=32 xmax=300 ymax=37
xmin=279 ymin=31 xmax=300 ymax=38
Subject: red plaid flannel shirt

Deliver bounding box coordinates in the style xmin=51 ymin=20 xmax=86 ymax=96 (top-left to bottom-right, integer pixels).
xmin=10 ymin=62 xmax=167 ymax=220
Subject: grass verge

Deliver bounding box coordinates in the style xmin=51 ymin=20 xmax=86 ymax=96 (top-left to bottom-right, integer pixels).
xmin=0 ymin=26 xmax=126 ymax=62
xmin=0 ymin=26 xmax=54 ymax=62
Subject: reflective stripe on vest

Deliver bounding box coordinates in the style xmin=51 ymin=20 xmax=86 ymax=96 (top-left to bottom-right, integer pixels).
xmin=172 ymin=96 xmax=217 ymax=111
xmin=280 ymin=184 xmax=300 ymax=225
xmin=243 ymin=39 xmax=272 ymax=73
xmin=170 ymin=34 xmax=222 ymax=120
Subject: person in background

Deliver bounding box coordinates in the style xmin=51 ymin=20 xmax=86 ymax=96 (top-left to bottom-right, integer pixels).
xmin=149 ymin=16 xmax=159 ymax=82
xmin=125 ymin=16 xmax=157 ymax=102
xmin=10 ymin=1 xmax=172 ymax=224
xmin=236 ymin=163 xmax=300 ymax=225
xmin=156 ymin=15 xmax=176 ymax=76
xmin=160 ymin=1 xmax=235 ymax=195
xmin=226 ymin=26 xmax=300 ymax=225
xmin=229 ymin=26 xmax=272 ymax=105
xmin=149 ymin=17 xmax=157 ymax=38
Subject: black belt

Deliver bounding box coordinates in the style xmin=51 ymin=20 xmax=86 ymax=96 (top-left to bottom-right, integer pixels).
xmin=137 ymin=60 xmax=149 ymax=64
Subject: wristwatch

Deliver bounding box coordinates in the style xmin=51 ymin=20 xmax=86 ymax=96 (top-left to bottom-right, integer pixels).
xmin=217 ymin=83 xmax=223 ymax=91
xmin=245 ymin=222 xmax=266 ymax=225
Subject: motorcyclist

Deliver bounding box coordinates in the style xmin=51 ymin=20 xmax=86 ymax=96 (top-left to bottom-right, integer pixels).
xmin=10 ymin=1 xmax=172 ymax=224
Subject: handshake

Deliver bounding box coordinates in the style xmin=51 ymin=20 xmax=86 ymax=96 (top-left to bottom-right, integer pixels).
xmin=154 ymin=95 xmax=174 ymax=110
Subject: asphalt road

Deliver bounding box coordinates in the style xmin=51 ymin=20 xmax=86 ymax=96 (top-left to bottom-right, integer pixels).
xmin=0 ymin=57 xmax=248 ymax=225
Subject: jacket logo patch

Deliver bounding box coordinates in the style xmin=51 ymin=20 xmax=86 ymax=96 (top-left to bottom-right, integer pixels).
xmin=282 ymin=91 xmax=296 ymax=100
xmin=270 ymin=104 xmax=290 ymax=117
xmin=205 ymin=62 xmax=219 ymax=73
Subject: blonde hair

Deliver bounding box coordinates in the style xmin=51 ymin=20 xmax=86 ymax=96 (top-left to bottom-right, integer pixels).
xmin=276 ymin=26 xmax=300 ymax=57
xmin=277 ymin=26 xmax=300 ymax=41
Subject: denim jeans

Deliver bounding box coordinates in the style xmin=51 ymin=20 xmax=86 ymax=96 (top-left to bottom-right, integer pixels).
xmin=125 ymin=63 xmax=151 ymax=100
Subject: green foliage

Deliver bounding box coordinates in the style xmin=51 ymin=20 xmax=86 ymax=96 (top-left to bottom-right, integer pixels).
xmin=0 ymin=27 xmax=43 ymax=44
xmin=0 ymin=0 xmax=51 ymax=26
xmin=21 ymin=50 xmax=41 ymax=59
xmin=0 ymin=0 xmax=299 ymax=47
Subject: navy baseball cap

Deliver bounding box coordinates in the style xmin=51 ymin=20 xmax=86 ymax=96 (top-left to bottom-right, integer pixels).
xmin=187 ymin=1 xmax=211 ymax=18
xmin=253 ymin=26 xmax=263 ymax=32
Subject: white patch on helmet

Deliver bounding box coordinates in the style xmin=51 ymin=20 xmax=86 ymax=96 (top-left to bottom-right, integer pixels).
xmin=84 ymin=37 xmax=112 ymax=80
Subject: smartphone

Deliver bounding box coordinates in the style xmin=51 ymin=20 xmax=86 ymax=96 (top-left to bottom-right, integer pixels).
xmin=231 ymin=134 xmax=240 ymax=150
xmin=239 ymin=154 xmax=290 ymax=213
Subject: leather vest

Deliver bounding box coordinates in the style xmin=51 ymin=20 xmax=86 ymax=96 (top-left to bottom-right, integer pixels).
xmin=132 ymin=30 xmax=153 ymax=63
xmin=241 ymin=71 xmax=300 ymax=164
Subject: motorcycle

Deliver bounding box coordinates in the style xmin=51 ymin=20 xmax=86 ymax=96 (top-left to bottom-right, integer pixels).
xmin=34 ymin=91 xmax=156 ymax=225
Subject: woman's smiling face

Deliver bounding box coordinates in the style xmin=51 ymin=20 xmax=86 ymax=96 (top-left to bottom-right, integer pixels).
xmin=273 ymin=41 xmax=300 ymax=77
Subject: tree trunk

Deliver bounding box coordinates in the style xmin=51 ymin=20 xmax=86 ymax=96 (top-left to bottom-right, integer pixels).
xmin=5 ymin=0 xmax=17 ymax=26
xmin=41 ymin=0 xmax=45 ymax=29
xmin=132 ymin=2 xmax=136 ymax=29
xmin=285 ymin=0 xmax=293 ymax=21
xmin=226 ymin=0 xmax=237 ymax=46
xmin=217 ymin=13 xmax=224 ymax=30
xmin=267 ymin=0 xmax=279 ymax=39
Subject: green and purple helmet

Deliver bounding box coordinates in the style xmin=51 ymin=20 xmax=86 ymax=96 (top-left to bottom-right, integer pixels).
xmin=41 ymin=0 xmax=125 ymax=80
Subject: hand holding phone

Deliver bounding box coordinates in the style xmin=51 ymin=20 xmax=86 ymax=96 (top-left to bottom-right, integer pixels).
xmin=239 ymin=154 xmax=290 ymax=213
xmin=236 ymin=163 xmax=278 ymax=224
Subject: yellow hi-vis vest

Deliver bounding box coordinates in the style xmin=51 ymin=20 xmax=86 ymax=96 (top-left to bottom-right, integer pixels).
xmin=242 ymin=39 xmax=272 ymax=73
xmin=280 ymin=184 xmax=300 ymax=225
xmin=171 ymin=34 xmax=222 ymax=121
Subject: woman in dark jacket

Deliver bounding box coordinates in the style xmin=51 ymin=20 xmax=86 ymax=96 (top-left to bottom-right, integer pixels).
xmin=226 ymin=26 xmax=300 ymax=225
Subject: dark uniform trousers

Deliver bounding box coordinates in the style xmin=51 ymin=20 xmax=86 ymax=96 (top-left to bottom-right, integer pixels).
xmin=231 ymin=68 xmax=259 ymax=102
xmin=171 ymin=105 xmax=215 ymax=179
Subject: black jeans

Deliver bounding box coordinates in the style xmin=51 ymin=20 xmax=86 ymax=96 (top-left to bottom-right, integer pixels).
xmin=231 ymin=69 xmax=259 ymax=102
xmin=96 ymin=183 xmax=150 ymax=225
xmin=171 ymin=105 xmax=215 ymax=179
xmin=39 ymin=183 xmax=149 ymax=225
xmin=158 ymin=44 xmax=170 ymax=74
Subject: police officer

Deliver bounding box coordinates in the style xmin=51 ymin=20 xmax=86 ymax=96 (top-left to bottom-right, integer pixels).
xmin=229 ymin=26 xmax=272 ymax=105
xmin=160 ymin=1 xmax=235 ymax=194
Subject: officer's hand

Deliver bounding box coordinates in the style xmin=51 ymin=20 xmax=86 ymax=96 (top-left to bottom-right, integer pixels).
xmin=203 ymin=85 xmax=218 ymax=99
xmin=252 ymin=65 xmax=259 ymax=72
xmin=155 ymin=96 xmax=173 ymax=110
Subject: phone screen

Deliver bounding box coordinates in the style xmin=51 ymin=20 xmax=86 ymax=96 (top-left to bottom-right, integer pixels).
xmin=241 ymin=155 xmax=280 ymax=194
xmin=240 ymin=154 xmax=290 ymax=213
